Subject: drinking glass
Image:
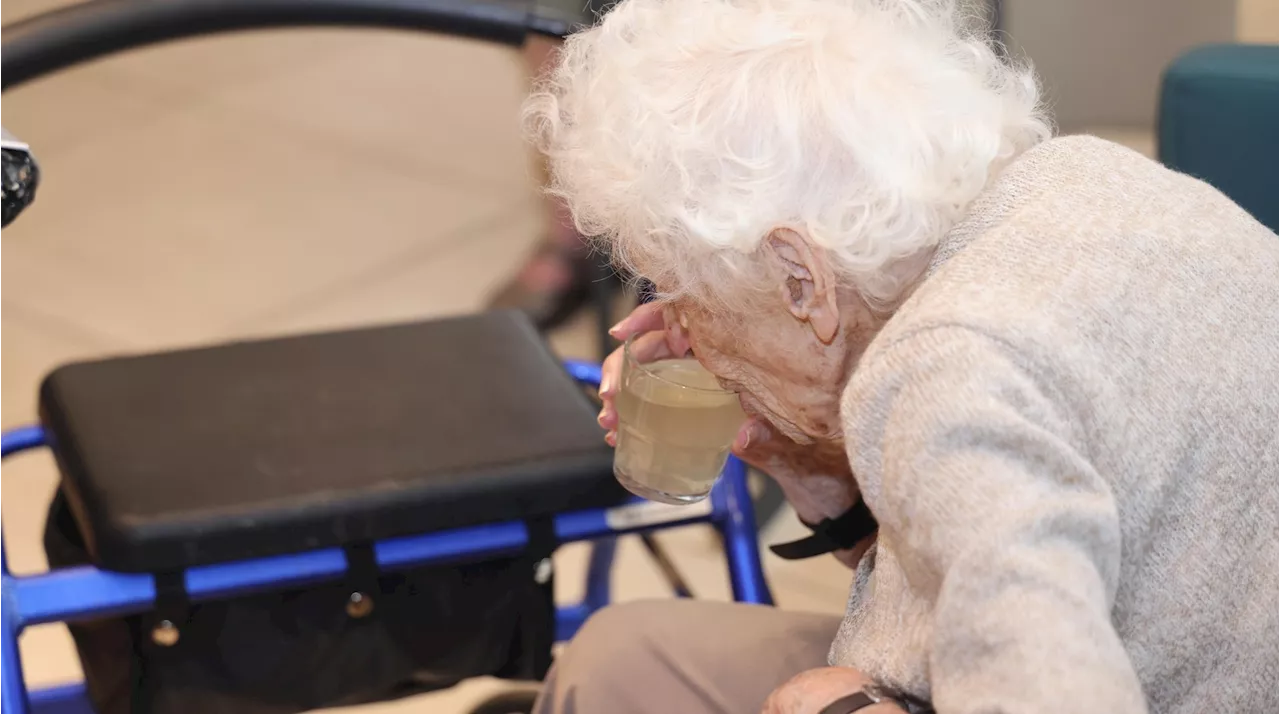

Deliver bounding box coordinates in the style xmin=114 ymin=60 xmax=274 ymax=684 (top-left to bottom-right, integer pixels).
xmin=612 ymin=337 xmax=746 ymax=504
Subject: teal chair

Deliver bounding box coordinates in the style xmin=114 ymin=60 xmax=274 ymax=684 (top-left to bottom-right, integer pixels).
xmin=1158 ymin=44 xmax=1279 ymax=233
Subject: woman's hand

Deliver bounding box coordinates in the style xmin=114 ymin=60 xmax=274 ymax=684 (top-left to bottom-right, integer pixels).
xmin=763 ymin=668 xmax=907 ymax=714
xmin=597 ymin=301 xmax=689 ymax=447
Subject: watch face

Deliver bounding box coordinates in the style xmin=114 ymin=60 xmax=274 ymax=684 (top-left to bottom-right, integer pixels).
xmin=1 ymin=142 xmax=39 ymax=228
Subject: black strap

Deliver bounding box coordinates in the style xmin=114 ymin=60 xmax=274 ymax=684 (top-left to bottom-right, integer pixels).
xmin=154 ymin=570 xmax=188 ymax=607
xmin=150 ymin=570 xmax=189 ymax=646
xmin=769 ymin=499 xmax=877 ymax=560
xmin=818 ymin=692 xmax=879 ymax=714
xmin=343 ymin=542 xmax=380 ymax=588
xmin=525 ymin=517 xmax=557 ymax=560
xmin=523 ymin=517 xmax=558 ymax=680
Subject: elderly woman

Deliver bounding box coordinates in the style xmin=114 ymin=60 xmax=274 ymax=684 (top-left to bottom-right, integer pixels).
xmin=522 ymin=0 xmax=1279 ymax=712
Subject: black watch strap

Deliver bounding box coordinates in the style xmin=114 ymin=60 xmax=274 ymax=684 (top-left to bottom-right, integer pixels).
xmin=818 ymin=691 xmax=879 ymax=714
xmin=769 ymin=499 xmax=878 ymax=560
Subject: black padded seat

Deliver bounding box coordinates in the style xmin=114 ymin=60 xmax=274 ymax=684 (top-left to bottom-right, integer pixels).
xmin=39 ymin=311 xmax=624 ymax=573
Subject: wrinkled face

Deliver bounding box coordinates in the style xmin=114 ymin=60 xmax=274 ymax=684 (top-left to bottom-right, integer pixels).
xmin=652 ymin=227 xmax=896 ymax=444
xmin=667 ymin=299 xmax=852 ymax=444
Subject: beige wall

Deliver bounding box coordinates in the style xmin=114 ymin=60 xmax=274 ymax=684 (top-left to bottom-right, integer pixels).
xmin=1237 ymin=0 xmax=1279 ymax=42
xmin=1005 ymin=0 xmax=1238 ymax=131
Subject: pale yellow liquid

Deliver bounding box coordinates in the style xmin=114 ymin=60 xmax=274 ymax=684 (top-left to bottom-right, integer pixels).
xmin=614 ymin=358 xmax=746 ymax=504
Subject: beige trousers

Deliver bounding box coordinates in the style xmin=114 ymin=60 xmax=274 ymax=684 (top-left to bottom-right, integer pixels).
xmin=533 ymin=600 xmax=842 ymax=714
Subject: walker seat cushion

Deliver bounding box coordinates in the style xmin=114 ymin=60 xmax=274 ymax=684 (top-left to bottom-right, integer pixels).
xmin=39 ymin=311 xmax=622 ymax=572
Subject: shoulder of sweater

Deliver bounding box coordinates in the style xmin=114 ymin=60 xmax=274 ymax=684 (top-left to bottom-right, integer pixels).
xmin=998 ymin=134 xmax=1176 ymax=206
xmin=1014 ymin=134 xmax=1194 ymax=196
xmin=841 ymin=133 xmax=1259 ymax=406
xmin=1032 ymin=134 xmax=1155 ymax=170
xmin=841 ymin=322 xmax=1024 ymax=413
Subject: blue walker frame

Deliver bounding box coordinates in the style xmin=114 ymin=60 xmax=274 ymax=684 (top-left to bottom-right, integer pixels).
xmin=0 ymin=360 xmax=773 ymax=714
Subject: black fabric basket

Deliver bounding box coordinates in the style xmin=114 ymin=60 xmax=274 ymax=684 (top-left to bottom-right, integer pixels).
xmin=44 ymin=489 xmax=555 ymax=714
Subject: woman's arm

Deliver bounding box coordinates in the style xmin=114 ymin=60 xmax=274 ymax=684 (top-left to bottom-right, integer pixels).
xmin=848 ymin=326 xmax=1147 ymax=713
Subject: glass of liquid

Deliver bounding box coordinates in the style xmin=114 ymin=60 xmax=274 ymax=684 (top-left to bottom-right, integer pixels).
xmin=613 ymin=337 xmax=746 ymax=505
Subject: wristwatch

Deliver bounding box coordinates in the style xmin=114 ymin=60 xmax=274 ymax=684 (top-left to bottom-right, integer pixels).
xmin=818 ymin=683 xmax=909 ymax=713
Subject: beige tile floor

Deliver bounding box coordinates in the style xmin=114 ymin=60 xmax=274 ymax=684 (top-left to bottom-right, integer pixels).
xmin=0 ymin=16 xmax=855 ymax=713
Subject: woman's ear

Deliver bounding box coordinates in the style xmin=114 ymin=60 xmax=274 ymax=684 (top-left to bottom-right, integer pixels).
xmin=764 ymin=227 xmax=840 ymax=343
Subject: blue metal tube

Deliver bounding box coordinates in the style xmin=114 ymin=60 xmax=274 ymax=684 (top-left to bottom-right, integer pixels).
xmin=714 ymin=457 xmax=774 ymax=606
xmin=554 ymin=603 xmax=592 ymax=642
xmin=376 ymin=521 xmax=528 ymax=570
xmin=2 ymin=580 xmax=32 ymax=714
xmin=1 ymin=424 xmax=45 ymax=458
xmin=582 ymin=538 xmax=616 ymax=612
xmin=27 ymin=682 xmax=91 ymax=714
xmin=9 ymin=502 xmax=723 ymax=628
xmin=562 ymin=359 xmax=602 ymax=388
xmin=0 ymin=614 xmax=27 ymax=714
xmin=12 ymin=566 xmax=155 ymax=627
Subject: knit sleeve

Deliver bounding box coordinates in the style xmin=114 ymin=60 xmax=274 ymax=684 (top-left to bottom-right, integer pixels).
xmin=844 ymin=325 xmax=1148 ymax=714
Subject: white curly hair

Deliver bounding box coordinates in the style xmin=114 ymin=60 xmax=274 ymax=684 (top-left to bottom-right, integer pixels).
xmin=524 ymin=0 xmax=1051 ymax=311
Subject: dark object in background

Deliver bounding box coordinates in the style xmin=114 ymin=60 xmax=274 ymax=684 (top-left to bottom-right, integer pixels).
xmin=45 ymin=490 xmax=556 ymax=714
xmin=1158 ymin=43 xmax=1279 ymax=233
xmin=38 ymin=313 xmax=620 ymax=572
xmin=1 ymin=129 xmax=39 ymax=227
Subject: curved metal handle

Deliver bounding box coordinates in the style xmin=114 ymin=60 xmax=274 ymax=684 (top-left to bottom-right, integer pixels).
xmin=2 ymin=0 xmax=555 ymax=91
xmin=0 ymin=425 xmax=46 ymax=459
